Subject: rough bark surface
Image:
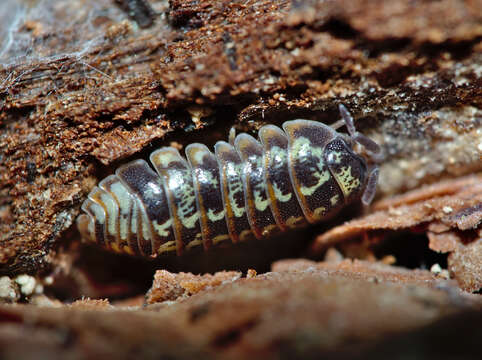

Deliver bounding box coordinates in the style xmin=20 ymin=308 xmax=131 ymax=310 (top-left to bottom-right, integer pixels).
xmin=1 ymin=262 xmax=481 ymax=360
xmin=311 ymin=175 xmax=482 ymax=292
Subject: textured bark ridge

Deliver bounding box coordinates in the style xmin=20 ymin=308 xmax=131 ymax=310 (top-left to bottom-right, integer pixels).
xmin=0 ymin=0 xmax=481 ymax=275
xmin=311 ymin=175 xmax=482 ymax=292
xmin=1 ymin=262 xmax=481 ymax=360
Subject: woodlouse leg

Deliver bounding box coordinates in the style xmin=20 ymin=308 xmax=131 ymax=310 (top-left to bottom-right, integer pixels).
xmin=361 ymin=165 xmax=379 ymax=205
xmin=330 ymin=119 xmax=345 ymax=131
xmin=229 ymin=127 xmax=236 ymax=145
xmin=353 ymin=133 xmax=384 ymax=162
xmin=338 ymin=104 xmax=383 ymax=163
xmin=338 ymin=104 xmax=357 ymax=136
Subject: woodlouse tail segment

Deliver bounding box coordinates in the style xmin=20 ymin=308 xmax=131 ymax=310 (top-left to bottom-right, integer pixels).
xmin=116 ymin=159 xmax=177 ymax=256
xmin=78 ymin=188 xmax=124 ymax=251
xmin=116 ymin=160 xmax=159 ymax=256
xmin=76 ymin=212 xmax=95 ymax=244
xmin=85 ymin=188 xmax=112 ymax=248
xmin=77 ymin=195 xmax=103 ymax=245
xmin=82 ymin=178 xmax=134 ymax=255
xmin=99 ymin=176 xmax=137 ymax=255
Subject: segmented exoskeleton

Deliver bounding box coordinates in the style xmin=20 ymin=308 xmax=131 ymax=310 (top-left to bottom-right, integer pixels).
xmin=77 ymin=105 xmax=381 ymax=257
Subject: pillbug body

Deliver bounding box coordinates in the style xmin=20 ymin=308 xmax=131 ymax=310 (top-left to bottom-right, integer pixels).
xmin=77 ymin=105 xmax=381 ymax=257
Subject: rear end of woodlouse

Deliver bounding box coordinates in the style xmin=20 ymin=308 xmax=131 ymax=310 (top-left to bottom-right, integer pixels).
xmin=77 ymin=105 xmax=381 ymax=257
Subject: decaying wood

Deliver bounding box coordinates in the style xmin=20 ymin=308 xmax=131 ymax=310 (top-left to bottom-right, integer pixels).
xmin=146 ymin=270 xmax=242 ymax=303
xmin=1 ymin=262 xmax=481 ymax=360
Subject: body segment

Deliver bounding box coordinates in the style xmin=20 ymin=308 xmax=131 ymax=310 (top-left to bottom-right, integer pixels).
xmin=185 ymin=143 xmax=231 ymax=249
xmin=258 ymin=125 xmax=307 ymax=230
xmin=215 ymin=141 xmax=255 ymax=243
xmin=235 ymin=134 xmax=280 ymax=239
xmin=150 ymin=148 xmax=203 ymax=255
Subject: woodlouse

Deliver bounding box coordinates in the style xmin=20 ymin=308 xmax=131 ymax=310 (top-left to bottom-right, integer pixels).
xmin=77 ymin=105 xmax=381 ymax=257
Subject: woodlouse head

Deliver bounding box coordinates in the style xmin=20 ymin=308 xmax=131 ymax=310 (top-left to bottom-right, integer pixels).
xmin=337 ymin=104 xmax=381 ymax=205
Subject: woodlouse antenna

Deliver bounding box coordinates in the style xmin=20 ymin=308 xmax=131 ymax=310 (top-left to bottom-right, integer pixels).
xmin=338 ymin=104 xmax=383 ymax=163
xmin=361 ymin=166 xmax=379 ymax=205
xmin=338 ymin=104 xmax=357 ymax=136
xmin=330 ymin=119 xmax=345 ymax=131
